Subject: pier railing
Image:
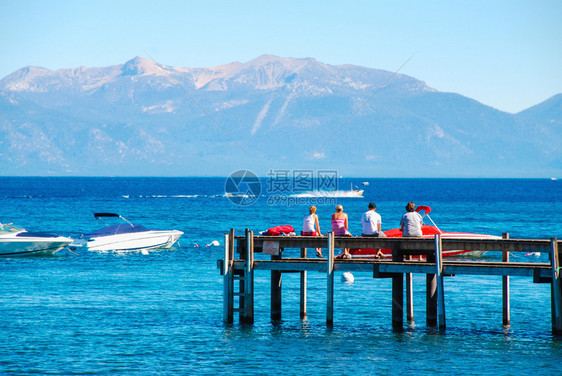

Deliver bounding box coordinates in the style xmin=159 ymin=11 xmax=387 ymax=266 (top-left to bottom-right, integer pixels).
xmin=218 ymin=229 xmax=562 ymax=335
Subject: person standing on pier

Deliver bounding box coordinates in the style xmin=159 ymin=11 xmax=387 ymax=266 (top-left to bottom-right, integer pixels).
xmin=302 ymin=206 xmax=323 ymax=257
xmin=400 ymin=202 xmax=423 ymax=237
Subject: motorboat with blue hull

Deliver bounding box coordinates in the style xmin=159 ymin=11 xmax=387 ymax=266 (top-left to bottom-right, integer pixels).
xmin=71 ymin=213 xmax=183 ymax=252
xmin=0 ymin=222 xmax=73 ymax=256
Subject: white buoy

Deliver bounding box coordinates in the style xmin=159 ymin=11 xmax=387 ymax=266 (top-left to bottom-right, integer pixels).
xmin=211 ymin=240 xmax=220 ymax=247
xmin=141 ymin=249 xmax=149 ymax=255
xmin=341 ymin=271 xmax=354 ymax=284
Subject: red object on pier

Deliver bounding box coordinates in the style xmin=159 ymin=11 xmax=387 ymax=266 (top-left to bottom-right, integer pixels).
xmin=265 ymin=225 xmax=295 ymax=236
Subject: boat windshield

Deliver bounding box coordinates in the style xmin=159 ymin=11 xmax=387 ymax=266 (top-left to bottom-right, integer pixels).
xmin=0 ymin=223 xmax=25 ymax=235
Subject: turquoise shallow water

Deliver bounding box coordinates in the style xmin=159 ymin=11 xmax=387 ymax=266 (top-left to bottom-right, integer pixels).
xmin=0 ymin=177 xmax=561 ymax=375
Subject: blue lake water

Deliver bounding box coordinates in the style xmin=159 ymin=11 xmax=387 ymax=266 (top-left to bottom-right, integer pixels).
xmin=0 ymin=177 xmax=561 ymax=375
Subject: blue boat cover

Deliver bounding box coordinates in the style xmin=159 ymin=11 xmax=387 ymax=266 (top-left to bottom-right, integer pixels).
xmin=83 ymin=224 xmax=150 ymax=238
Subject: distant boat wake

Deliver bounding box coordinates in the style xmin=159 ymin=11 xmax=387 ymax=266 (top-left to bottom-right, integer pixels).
xmin=290 ymin=190 xmax=363 ymax=198
xmin=119 ymin=190 xmax=363 ymax=199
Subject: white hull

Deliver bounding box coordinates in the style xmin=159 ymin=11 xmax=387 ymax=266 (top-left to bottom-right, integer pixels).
xmin=76 ymin=230 xmax=183 ymax=252
xmin=436 ymin=233 xmax=499 ymax=257
xmin=0 ymin=235 xmax=72 ymax=256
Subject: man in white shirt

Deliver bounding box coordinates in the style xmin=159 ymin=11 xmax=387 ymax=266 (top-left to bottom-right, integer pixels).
xmin=361 ymin=202 xmax=387 ymax=237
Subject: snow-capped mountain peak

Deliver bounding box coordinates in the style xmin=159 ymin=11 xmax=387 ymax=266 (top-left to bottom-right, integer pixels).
xmin=120 ymin=56 xmax=167 ymax=77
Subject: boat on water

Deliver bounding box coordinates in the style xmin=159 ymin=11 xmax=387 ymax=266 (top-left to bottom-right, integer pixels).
xmin=0 ymin=222 xmax=72 ymax=256
xmin=350 ymin=183 xmax=364 ymax=196
xmin=349 ymin=205 xmax=500 ymax=258
xmin=71 ymin=213 xmax=183 ymax=252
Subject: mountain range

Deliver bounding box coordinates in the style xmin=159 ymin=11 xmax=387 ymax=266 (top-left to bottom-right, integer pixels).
xmin=0 ymin=55 xmax=560 ymax=177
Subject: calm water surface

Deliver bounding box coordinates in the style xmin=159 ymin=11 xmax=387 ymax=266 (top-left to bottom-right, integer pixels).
xmin=0 ymin=177 xmax=560 ymax=375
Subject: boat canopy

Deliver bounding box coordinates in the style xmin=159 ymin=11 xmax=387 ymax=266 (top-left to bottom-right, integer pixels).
xmin=83 ymin=224 xmax=150 ymax=238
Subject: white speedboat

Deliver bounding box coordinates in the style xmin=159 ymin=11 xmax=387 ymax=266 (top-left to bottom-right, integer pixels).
xmin=0 ymin=222 xmax=72 ymax=256
xmin=72 ymin=213 xmax=183 ymax=252
xmin=350 ymin=183 xmax=364 ymax=196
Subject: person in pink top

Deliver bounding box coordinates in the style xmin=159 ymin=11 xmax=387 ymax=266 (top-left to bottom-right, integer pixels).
xmin=331 ymin=204 xmax=351 ymax=258
xmin=331 ymin=204 xmax=348 ymax=235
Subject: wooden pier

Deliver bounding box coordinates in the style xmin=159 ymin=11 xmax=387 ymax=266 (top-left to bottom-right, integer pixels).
xmin=218 ymin=229 xmax=562 ymax=335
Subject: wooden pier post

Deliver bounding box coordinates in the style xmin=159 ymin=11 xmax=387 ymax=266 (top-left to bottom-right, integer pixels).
xmin=551 ymin=238 xmax=562 ymax=335
xmin=300 ymin=247 xmax=307 ymax=318
xmin=426 ymin=251 xmax=437 ymax=327
xmin=392 ymin=249 xmax=404 ymax=330
xmin=241 ymin=229 xmax=254 ymax=324
xmin=223 ymin=229 xmax=235 ymax=323
xmin=502 ymin=233 xmax=510 ymax=326
xmin=271 ymin=251 xmax=283 ymax=321
xmin=406 ymin=255 xmax=414 ymax=323
xmin=327 ymin=232 xmax=335 ymax=326
xmin=435 ymin=234 xmax=446 ymax=329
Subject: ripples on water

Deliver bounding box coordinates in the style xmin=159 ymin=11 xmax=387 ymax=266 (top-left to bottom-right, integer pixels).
xmin=0 ymin=177 xmax=560 ymax=374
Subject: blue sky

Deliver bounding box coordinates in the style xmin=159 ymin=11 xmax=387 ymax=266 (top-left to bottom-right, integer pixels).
xmin=1 ymin=0 xmax=560 ymax=113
